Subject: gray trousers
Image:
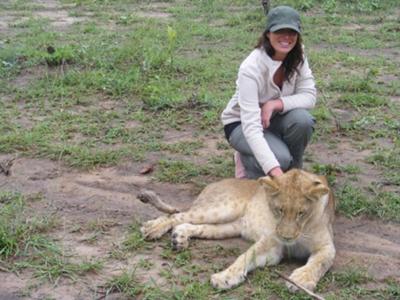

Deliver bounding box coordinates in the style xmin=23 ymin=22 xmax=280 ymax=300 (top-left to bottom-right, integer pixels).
xmin=229 ymin=108 xmax=315 ymax=179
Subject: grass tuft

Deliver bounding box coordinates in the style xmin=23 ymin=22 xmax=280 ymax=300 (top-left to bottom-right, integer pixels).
xmin=0 ymin=192 xmax=55 ymax=258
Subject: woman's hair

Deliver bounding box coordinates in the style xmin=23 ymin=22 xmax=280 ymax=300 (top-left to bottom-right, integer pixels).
xmin=255 ymin=30 xmax=304 ymax=82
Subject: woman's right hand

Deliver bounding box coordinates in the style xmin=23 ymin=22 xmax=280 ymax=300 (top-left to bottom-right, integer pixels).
xmin=269 ymin=167 xmax=283 ymax=177
xmin=261 ymin=99 xmax=283 ymax=128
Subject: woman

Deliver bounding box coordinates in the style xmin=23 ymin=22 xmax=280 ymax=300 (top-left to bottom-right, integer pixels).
xmin=221 ymin=6 xmax=316 ymax=179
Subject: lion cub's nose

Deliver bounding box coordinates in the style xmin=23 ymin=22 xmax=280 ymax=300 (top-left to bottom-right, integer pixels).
xmin=278 ymin=233 xmax=297 ymax=243
xmin=281 ymin=236 xmax=292 ymax=241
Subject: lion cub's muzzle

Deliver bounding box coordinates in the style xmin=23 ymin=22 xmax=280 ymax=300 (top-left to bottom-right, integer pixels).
xmin=277 ymin=235 xmax=298 ymax=245
xmin=276 ymin=223 xmax=300 ymax=245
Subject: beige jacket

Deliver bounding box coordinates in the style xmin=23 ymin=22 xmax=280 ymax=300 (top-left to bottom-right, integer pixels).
xmin=221 ymin=47 xmax=316 ymax=174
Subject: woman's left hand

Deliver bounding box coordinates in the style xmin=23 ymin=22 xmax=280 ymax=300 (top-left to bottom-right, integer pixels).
xmin=261 ymin=99 xmax=283 ymax=128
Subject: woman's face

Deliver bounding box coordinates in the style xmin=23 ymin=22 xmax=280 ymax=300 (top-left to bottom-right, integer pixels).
xmin=267 ymin=29 xmax=298 ymax=60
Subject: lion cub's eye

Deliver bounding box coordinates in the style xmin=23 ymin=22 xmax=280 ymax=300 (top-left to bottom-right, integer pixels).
xmin=273 ymin=207 xmax=283 ymax=216
xmin=297 ymin=211 xmax=306 ymax=218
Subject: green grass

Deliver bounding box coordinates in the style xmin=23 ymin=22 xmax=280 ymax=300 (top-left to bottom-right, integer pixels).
xmin=1 ymin=0 xmax=399 ymax=171
xmin=122 ymin=222 xmax=147 ymax=251
xmin=317 ymin=268 xmax=390 ymax=300
xmin=155 ymin=154 xmax=234 ymax=185
xmin=0 ymin=191 xmax=103 ymax=283
xmin=15 ymin=254 xmax=103 ymax=283
xmin=104 ymin=269 xmax=142 ymax=298
xmin=0 ymin=192 xmax=55 ymax=258
xmin=104 ymin=267 xmax=216 ymax=300
xmin=367 ymin=146 xmax=400 ymax=186
xmin=336 ymin=184 xmax=400 ymax=221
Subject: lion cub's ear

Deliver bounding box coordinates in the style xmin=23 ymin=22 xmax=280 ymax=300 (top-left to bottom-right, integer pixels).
xmin=307 ymin=179 xmax=330 ymax=202
xmin=258 ymin=176 xmax=280 ymax=195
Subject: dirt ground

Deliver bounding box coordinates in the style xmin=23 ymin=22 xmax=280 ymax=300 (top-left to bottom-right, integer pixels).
xmin=0 ymin=153 xmax=399 ymax=299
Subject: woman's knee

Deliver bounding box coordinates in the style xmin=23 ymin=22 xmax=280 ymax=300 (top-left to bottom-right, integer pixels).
xmin=240 ymin=150 xmax=291 ymax=177
xmin=240 ymin=154 xmax=264 ymax=179
xmin=287 ymin=109 xmax=315 ymax=132
xmin=229 ymin=126 xmax=253 ymax=155
xmin=275 ymin=151 xmax=292 ymax=171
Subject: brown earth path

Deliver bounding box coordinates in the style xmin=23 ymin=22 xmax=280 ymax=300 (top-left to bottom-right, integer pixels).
xmin=0 ymin=156 xmax=399 ymax=299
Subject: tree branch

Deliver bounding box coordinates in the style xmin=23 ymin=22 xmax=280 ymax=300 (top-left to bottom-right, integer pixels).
xmin=274 ymin=270 xmax=326 ymax=300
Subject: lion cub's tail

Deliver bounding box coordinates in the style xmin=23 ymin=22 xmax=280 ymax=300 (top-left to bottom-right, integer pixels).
xmin=137 ymin=190 xmax=181 ymax=214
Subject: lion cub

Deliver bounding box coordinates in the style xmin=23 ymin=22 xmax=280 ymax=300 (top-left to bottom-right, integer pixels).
xmin=139 ymin=169 xmax=335 ymax=291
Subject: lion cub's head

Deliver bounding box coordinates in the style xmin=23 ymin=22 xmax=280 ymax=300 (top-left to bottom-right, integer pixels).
xmin=258 ymin=169 xmax=331 ymax=244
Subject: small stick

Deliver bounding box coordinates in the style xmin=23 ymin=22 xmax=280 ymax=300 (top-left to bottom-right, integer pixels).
xmin=0 ymin=264 xmax=12 ymax=273
xmin=0 ymin=157 xmax=15 ymax=176
xmin=274 ymin=270 xmax=325 ymax=300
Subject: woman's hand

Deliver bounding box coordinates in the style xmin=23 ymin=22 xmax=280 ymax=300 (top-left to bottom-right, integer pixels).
xmin=261 ymin=99 xmax=283 ymax=128
xmin=269 ymin=167 xmax=283 ymax=177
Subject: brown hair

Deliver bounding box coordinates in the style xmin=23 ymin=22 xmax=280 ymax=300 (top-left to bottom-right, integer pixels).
xmin=255 ymin=30 xmax=304 ymax=83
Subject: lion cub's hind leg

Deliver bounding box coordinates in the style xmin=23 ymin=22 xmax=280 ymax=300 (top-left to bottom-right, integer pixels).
xmin=171 ymin=220 xmax=242 ymax=250
xmin=140 ymin=207 xmax=240 ymax=241
xmin=141 ymin=182 xmax=248 ymax=240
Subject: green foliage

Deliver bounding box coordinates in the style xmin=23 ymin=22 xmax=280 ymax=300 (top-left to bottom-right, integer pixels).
xmin=156 ymin=159 xmax=200 ymax=183
xmin=43 ymin=45 xmax=77 ymax=66
xmin=161 ymin=246 xmax=192 ymax=268
xmin=16 ymin=254 xmax=103 ymax=283
xmin=0 ymin=192 xmax=102 ymax=282
xmin=311 ymin=163 xmax=341 ymax=186
xmin=336 ymin=184 xmax=400 ymax=221
xmin=122 ymin=222 xmax=146 ymax=251
xmin=167 ymin=26 xmax=178 ymax=65
xmin=373 ymin=191 xmax=400 ymax=221
xmin=367 ymin=147 xmax=400 ymax=186
xmin=105 ymin=269 xmax=142 ymax=298
xmin=366 ymin=147 xmax=400 ymax=169
xmin=329 ymin=268 xmax=370 ymax=288
xmin=338 ymin=93 xmax=388 ymax=109
xmin=0 ymin=192 xmax=54 ymax=258
xmin=385 ymin=279 xmax=400 ymax=299
xmin=155 ymin=154 xmax=234 ymax=184
xmin=329 ymin=75 xmax=375 ymax=93
xmin=318 ymin=268 xmax=380 ymax=299
xmin=250 ymin=268 xmax=312 ymax=299
xmin=336 ymin=184 xmax=371 ymax=217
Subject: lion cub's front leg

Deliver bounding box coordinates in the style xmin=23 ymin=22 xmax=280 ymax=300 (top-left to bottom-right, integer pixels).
xmin=211 ymin=236 xmax=283 ymax=289
xmin=171 ymin=221 xmax=242 ymax=250
xmin=288 ymin=243 xmax=335 ymax=292
xmin=140 ymin=215 xmax=174 ymax=240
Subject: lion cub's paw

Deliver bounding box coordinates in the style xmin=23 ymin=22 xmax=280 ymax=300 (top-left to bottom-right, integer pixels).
xmin=140 ymin=216 xmax=172 ymax=240
xmin=287 ymin=267 xmax=317 ymax=292
xmin=171 ymin=224 xmax=192 ymax=250
xmin=211 ymin=270 xmax=245 ymax=290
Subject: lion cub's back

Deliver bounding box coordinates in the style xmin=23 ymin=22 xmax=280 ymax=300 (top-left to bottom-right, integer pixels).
xmin=192 ymin=178 xmax=259 ymax=207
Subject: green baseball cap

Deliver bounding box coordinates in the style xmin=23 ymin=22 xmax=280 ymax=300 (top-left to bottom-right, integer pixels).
xmin=266 ymin=6 xmax=301 ymax=33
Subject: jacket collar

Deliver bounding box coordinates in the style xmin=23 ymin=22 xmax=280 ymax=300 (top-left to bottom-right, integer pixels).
xmin=258 ymin=47 xmax=282 ymax=74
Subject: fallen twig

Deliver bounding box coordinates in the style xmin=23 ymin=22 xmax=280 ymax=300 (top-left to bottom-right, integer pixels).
xmin=274 ymin=270 xmax=325 ymax=300
xmin=0 ymin=263 xmax=12 ymax=273
xmin=87 ymin=286 xmax=108 ymax=300
xmin=0 ymin=157 xmax=15 ymax=176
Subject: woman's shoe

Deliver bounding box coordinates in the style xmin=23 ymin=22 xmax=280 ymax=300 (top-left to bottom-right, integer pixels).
xmin=234 ymin=151 xmax=247 ymax=179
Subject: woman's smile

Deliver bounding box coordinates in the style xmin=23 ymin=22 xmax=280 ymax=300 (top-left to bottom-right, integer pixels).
xmin=267 ymin=29 xmax=298 ymax=60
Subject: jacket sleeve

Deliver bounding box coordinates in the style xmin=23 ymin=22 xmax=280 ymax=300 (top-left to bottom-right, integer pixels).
xmin=280 ymin=57 xmax=316 ymax=113
xmin=238 ymin=69 xmax=280 ymax=174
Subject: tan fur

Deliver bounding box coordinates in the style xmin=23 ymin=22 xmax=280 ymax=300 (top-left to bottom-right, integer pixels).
xmin=140 ymin=169 xmax=335 ymax=291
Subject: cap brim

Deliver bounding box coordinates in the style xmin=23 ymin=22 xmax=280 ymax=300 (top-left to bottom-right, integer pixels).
xmin=269 ymin=24 xmax=300 ymax=33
